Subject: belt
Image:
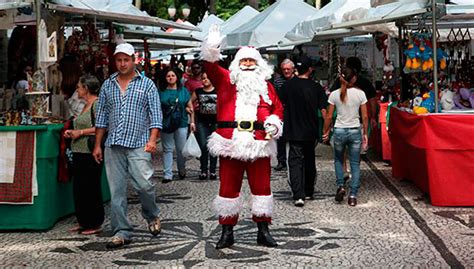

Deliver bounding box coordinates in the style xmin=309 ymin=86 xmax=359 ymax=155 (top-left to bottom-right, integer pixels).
xmin=217 ymin=121 xmax=265 ymax=132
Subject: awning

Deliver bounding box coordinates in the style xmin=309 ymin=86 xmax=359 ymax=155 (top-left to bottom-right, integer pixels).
xmin=46 ymin=3 xmax=199 ymax=30
xmin=0 ymin=0 xmax=30 ymax=10
xmin=125 ymin=38 xmax=200 ymax=50
xmin=331 ymin=1 xmax=428 ymax=30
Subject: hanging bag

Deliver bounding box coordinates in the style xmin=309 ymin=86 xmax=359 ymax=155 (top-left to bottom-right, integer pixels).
xmin=162 ymin=93 xmax=182 ymax=133
xmin=182 ymin=132 xmax=201 ymax=158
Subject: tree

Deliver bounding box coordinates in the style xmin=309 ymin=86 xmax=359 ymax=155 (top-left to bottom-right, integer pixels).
xmin=138 ymin=0 xmax=272 ymax=24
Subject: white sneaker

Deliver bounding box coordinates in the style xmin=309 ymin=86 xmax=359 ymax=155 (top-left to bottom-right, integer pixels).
xmin=294 ymin=199 xmax=305 ymax=207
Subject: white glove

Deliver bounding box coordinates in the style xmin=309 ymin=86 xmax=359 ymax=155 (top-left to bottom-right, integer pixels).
xmin=264 ymin=123 xmax=278 ymax=136
xmin=206 ymin=24 xmax=223 ymax=49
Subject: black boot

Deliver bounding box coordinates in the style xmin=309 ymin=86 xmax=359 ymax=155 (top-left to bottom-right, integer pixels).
xmin=257 ymin=222 xmax=278 ymax=247
xmin=216 ymin=225 xmax=234 ymax=249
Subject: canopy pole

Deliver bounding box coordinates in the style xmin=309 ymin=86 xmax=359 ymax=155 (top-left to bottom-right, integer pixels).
xmin=35 ymin=0 xmax=41 ymax=70
xmin=432 ymin=0 xmax=439 ymax=113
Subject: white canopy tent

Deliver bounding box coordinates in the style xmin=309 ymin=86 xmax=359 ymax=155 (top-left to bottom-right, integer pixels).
xmin=224 ymin=0 xmax=317 ymax=49
xmin=192 ymin=14 xmax=223 ymax=41
xmin=285 ymin=0 xmax=371 ymax=44
xmin=47 ymin=0 xmax=198 ymax=30
xmin=220 ymin=5 xmax=260 ymax=35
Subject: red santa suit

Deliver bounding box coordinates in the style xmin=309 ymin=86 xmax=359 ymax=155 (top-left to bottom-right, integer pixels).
xmin=202 ymin=47 xmax=284 ymax=226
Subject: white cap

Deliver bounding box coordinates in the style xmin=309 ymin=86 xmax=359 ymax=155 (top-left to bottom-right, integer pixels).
xmin=114 ymin=43 xmax=135 ymax=56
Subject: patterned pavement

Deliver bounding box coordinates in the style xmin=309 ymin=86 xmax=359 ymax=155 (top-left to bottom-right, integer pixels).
xmin=0 ymin=145 xmax=472 ymax=267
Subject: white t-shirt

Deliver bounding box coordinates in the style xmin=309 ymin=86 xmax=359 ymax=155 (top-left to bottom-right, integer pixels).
xmin=328 ymin=87 xmax=367 ymax=128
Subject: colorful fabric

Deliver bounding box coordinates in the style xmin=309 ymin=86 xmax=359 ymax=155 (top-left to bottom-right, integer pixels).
xmin=0 ymin=132 xmax=16 ymax=183
xmin=96 ymin=71 xmax=162 ymax=148
xmin=0 ymin=131 xmax=35 ymax=204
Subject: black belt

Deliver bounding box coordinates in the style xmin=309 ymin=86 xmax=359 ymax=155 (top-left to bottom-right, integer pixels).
xmin=217 ymin=121 xmax=265 ymax=132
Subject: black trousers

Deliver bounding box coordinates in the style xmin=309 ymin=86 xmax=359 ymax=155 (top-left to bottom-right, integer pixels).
xmin=276 ymin=134 xmax=287 ymax=166
xmin=288 ymin=140 xmax=317 ymax=200
xmin=72 ymin=153 xmax=105 ymax=229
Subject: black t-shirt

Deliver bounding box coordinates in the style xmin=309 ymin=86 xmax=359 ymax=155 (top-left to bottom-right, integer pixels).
xmin=195 ymin=87 xmax=217 ymax=124
xmin=280 ymin=77 xmax=328 ymax=142
xmin=330 ymin=76 xmax=376 ymax=99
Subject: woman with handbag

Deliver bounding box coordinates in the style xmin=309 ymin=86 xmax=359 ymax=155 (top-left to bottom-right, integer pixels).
xmin=159 ymin=68 xmax=195 ymax=183
xmin=64 ymin=75 xmax=104 ymax=234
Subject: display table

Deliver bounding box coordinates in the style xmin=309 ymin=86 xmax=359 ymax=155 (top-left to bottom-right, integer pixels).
xmin=389 ymin=107 xmax=474 ymax=206
xmin=0 ymin=124 xmax=110 ymax=230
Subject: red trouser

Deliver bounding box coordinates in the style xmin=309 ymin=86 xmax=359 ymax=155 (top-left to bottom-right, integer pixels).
xmin=216 ymin=157 xmax=272 ymax=225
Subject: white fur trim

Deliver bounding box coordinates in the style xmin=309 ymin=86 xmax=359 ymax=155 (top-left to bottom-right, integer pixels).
xmin=264 ymin=114 xmax=283 ymax=140
xmin=213 ymin=195 xmax=242 ymax=217
xmin=251 ymin=194 xmax=273 ymax=217
xmin=207 ymin=132 xmax=277 ymax=162
xmin=200 ymin=39 xmax=222 ymax=62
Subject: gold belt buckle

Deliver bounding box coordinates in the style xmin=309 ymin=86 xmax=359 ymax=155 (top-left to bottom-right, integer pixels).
xmin=237 ymin=120 xmax=254 ymax=132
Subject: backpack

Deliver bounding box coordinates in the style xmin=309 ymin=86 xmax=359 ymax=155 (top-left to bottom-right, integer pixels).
xmin=162 ymin=97 xmax=181 ymax=133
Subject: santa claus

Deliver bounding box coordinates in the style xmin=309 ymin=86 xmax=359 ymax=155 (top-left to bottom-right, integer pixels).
xmin=201 ymin=26 xmax=283 ymax=249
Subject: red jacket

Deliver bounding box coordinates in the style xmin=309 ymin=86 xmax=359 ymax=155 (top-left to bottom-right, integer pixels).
xmin=204 ymin=61 xmax=283 ymax=161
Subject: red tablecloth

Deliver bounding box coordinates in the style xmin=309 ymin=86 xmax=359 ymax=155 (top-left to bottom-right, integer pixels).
xmin=379 ymin=103 xmax=392 ymax=161
xmin=389 ymin=107 xmax=474 ymax=206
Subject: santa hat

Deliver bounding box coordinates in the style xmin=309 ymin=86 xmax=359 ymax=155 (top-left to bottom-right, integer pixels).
xmin=229 ymin=46 xmax=273 ymax=81
xmin=234 ymin=46 xmax=263 ymax=63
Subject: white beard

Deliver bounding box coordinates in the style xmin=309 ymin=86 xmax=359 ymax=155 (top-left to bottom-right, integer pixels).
xmin=230 ymin=66 xmax=272 ymax=121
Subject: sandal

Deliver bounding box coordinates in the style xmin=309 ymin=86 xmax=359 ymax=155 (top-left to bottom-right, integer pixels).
xmin=80 ymin=227 xmax=103 ymax=235
xmin=148 ymin=218 xmax=162 ymax=236
xmin=106 ymin=236 xmax=131 ymax=249
xmin=69 ymin=225 xmax=84 ymax=233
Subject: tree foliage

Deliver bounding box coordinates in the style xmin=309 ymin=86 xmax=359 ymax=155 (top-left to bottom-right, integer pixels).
xmin=139 ymin=0 xmax=272 ymax=24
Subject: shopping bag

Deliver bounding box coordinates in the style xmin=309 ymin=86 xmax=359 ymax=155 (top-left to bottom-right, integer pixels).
xmin=182 ymin=133 xmax=201 ymax=158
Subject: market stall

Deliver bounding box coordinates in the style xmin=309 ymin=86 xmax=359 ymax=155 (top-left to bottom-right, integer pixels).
xmin=0 ymin=0 xmax=195 ymax=230
xmin=330 ymin=0 xmax=474 ymax=206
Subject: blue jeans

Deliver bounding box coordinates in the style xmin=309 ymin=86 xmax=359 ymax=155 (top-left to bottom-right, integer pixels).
xmin=161 ymin=127 xmax=188 ymax=180
xmin=196 ymin=122 xmax=217 ymax=173
xmin=104 ymin=146 xmax=160 ymax=240
xmin=333 ymin=127 xmax=362 ymax=196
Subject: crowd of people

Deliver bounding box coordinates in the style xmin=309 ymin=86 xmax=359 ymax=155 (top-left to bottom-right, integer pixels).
xmin=63 ymin=29 xmax=374 ymax=249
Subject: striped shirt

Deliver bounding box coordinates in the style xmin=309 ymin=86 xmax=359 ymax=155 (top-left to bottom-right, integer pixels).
xmin=96 ymin=71 xmax=162 ymax=148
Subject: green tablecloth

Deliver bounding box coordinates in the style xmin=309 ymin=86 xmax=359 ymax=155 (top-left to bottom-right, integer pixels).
xmin=0 ymin=124 xmax=110 ymax=230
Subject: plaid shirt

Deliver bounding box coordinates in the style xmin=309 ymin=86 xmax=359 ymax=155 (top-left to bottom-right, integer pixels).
xmin=96 ymin=71 xmax=162 ymax=148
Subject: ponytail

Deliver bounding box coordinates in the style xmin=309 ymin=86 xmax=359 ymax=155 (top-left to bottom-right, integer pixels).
xmin=340 ymin=79 xmax=347 ymax=103
xmin=339 ymin=66 xmax=356 ymax=103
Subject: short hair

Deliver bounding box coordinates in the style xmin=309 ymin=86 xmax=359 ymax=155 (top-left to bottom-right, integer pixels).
xmin=79 ymin=75 xmax=100 ymax=95
xmin=280 ymin=59 xmax=295 ymax=68
xmin=346 ymin=57 xmax=362 ymax=74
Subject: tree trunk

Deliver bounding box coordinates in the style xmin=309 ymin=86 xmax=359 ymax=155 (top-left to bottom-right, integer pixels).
xmin=209 ymin=0 xmax=216 ymax=14
xmin=248 ymin=0 xmax=259 ymax=9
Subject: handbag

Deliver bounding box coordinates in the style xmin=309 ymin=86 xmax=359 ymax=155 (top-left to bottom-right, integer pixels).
xmin=162 ymin=96 xmax=182 ymax=133
xmin=87 ymin=104 xmax=106 ymax=151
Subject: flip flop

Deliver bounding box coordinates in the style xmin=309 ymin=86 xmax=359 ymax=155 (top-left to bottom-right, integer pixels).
xmin=69 ymin=225 xmax=84 ymax=233
xmin=80 ymin=227 xmax=103 ymax=235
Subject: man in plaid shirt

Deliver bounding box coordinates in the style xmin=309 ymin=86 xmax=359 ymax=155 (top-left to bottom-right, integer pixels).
xmin=93 ymin=43 xmax=162 ymax=249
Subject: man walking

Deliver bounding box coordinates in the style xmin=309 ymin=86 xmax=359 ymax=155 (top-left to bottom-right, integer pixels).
xmin=280 ymin=57 xmax=327 ymax=207
xmin=93 ymin=43 xmax=162 ymax=249
xmin=272 ymin=59 xmax=295 ymax=171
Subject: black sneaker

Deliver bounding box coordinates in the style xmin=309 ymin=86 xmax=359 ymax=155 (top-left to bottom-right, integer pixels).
xmin=274 ymin=163 xmax=286 ymax=171
xmin=162 ymin=178 xmax=172 ymax=184
xmin=199 ymin=172 xmax=208 ymax=180
xmin=178 ymin=172 xmax=186 ymax=180
xmin=335 ymin=186 xmax=346 ymax=202
xmin=209 ymin=173 xmax=217 ymax=180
